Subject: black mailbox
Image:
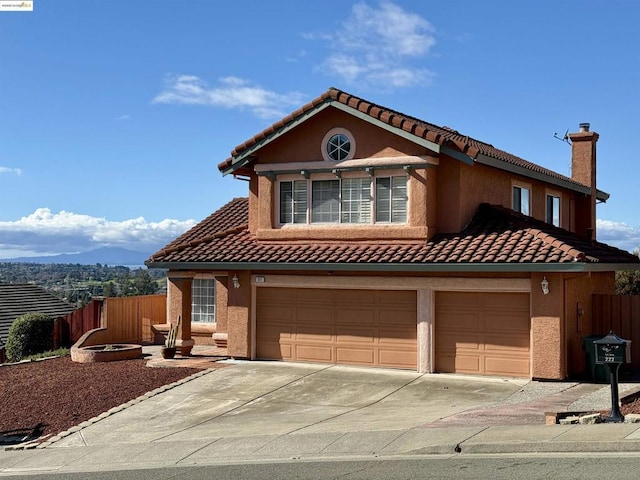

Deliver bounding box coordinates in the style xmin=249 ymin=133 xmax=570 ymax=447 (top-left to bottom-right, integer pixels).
xmin=594 ymin=331 xmax=631 ymax=364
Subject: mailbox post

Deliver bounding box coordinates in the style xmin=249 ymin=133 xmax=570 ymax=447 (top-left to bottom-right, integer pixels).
xmin=594 ymin=331 xmax=631 ymax=423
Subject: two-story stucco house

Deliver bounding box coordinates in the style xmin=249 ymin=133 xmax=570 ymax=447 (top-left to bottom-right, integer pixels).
xmin=147 ymin=87 xmax=639 ymax=380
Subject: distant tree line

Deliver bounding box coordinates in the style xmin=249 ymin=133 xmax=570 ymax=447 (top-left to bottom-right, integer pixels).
xmin=0 ymin=262 xmax=166 ymax=306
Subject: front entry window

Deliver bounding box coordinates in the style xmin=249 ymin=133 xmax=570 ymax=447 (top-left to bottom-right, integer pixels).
xmin=192 ymin=278 xmax=215 ymax=323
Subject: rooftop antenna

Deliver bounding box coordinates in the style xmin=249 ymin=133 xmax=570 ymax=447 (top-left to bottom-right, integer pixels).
xmin=553 ymin=129 xmax=571 ymax=145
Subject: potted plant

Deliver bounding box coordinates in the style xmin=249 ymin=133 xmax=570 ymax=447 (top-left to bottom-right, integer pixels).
xmin=161 ymin=316 xmax=181 ymax=359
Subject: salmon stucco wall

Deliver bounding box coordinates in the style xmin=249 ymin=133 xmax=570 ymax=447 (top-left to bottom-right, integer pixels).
xmin=436 ymin=158 xmax=580 ymax=235
xmin=166 ymin=273 xmax=194 ymax=354
xmin=530 ymin=272 xmax=565 ymax=379
xmin=226 ymin=270 xmax=252 ymax=358
xmin=255 ymin=107 xmax=426 ymax=164
xmin=564 ymin=272 xmax=615 ymax=377
xmin=257 ymin=175 xmax=273 ymax=230
xmin=215 ymin=276 xmax=229 ymax=333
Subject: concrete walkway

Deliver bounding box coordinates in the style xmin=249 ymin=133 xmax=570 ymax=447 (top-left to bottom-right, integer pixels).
xmin=2 ymin=352 xmax=640 ymax=475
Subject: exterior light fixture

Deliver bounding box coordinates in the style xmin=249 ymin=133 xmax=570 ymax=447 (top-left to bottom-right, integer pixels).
xmin=541 ymin=276 xmax=549 ymax=295
xmin=232 ymin=274 xmax=240 ymax=289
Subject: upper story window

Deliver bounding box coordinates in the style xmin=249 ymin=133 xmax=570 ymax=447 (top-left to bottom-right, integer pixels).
xmin=376 ymin=176 xmax=407 ymax=223
xmin=191 ymin=278 xmax=215 ymax=323
xmin=513 ymin=185 xmax=530 ymax=216
xmin=321 ymin=128 xmax=356 ymax=162
xmin=280 ymin=180 xmax=307 ymax=224
xmin=279 ymin=175 xmax=407 ymax=225
xmin=546 ymin=194 xmax=560 ymax=227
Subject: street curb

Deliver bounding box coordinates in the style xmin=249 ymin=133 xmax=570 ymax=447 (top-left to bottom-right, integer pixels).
xmin=406 ymin=440 xmax=640 ymax=456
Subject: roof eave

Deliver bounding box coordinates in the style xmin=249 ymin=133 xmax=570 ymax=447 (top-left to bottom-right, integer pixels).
xmin=146 ymin=260 xmax=638 ymax=273
xmin=221 ymin=98 xmax=449 ymax=176
xmin=475 ymin=153 xmax=610 ymax=201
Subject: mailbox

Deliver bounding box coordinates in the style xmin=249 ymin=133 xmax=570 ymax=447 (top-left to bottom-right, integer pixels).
xmin=594 ymin=331 xmax=631 ymax=364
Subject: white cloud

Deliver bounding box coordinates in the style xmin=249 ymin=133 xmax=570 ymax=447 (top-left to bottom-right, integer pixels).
xmin=116 ymin=114 xmax=131 ymax=121
xmin=597 ymin=219 xmax=640 ymax=253
xmin=310 ymin=1 xmax=436 ymax=88
xmin=0 ymin=167 xmax=23 ymax=176
xmin=0 ymin=208 xmax=196 ymax=259
xmin=152 ymin=75 xmax=305 ymax=119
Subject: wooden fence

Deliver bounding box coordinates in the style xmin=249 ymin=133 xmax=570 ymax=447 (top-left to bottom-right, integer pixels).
xmin=56 ymin=294 xmax=166 ymax=347
xmin=55 ymin=299 xmax=103 ymax=348
xmin=592 ymin=294 xmax=640 ymax=371
xmin=102 ymin=294 xmax=166 ymax=344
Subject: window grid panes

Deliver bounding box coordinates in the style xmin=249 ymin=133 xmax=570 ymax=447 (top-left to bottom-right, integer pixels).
xmin=279 ymin=176 xmax=407 ymax=225
xmin=513 ymin=186 xmax=530 ymax=216
xmin=375 ymin=176 xmax=407 ymax=223
xmin=311 ymin=180 xmax=340 ymax=223
xmin=191 ymin=278 xmax=215 ymax=323
xmin=546 ymin=194 xmax=560 ymax=227
xmin=280 ymin=180 xmax=307 ymax=224
xmin=341 ymin=178 xmax=371 ymax=223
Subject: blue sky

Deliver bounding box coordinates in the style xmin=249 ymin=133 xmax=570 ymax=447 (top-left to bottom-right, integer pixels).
xmin=1 ymin=0 xmax=639 ymax=259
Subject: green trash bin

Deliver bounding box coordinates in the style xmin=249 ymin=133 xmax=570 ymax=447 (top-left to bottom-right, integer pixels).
xmin=582 ymin=335 xmax=610 ymax=383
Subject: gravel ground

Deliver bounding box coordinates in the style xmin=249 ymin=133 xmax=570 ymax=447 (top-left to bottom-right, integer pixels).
xmin=0 ymin=356 xmax=203 ymax=444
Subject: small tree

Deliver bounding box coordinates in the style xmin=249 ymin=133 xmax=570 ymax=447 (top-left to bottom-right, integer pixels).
xmin=615 ymin=270 xmax=640 ymax=295
xmin=5 ymin=313 xmax=54 ymax=362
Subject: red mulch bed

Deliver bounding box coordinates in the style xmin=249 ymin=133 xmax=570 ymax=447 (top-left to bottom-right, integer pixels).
xmin=0 ymin=356 xmax=203 ymax=443
xmin=622 ymin=395 xmax=640 ymax=415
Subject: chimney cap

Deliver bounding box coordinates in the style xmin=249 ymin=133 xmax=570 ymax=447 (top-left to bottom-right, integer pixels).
xmin=579 ymin=122 xmax=590 ymax=132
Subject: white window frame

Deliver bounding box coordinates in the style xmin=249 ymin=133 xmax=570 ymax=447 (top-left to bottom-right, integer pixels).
xmin=191 ymin=276 xmax=216 ymax=324
xmin=276 ymin=172 xmax=407 ymax=226
xmin=512 ymin=183 xmax=531 ymax=216
xmin=546 ymin=192 xmax=561 ymax=227
xmin=375 ymin=175 xmax=408 ymax=223
xmin=279 ymin=179 xmax=308 ymax=224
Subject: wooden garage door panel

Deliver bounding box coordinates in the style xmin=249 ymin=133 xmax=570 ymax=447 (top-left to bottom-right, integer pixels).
xmin=483 ymin=334 xmax=530 ymax=351
xmin=258 ymin=324 xmax=293 ymax=340
xmin=296 ymin=306 xmax=332 ymax=323
xmin=336 ymin=348 xmax=375 ymax=365
xmin=484 ymin=314 xmax=530 ymax=332
xmin=336 ymin=328 xmax=376 ymax=344
xmin=296 ymin=345 xmax=333 ymax=362
xmin=437 ymin=313 xmax=480 ymax=331
xmin=435 ymin=292 xmax=530 ymax=378
xmin=379 ymin=349 xmax=417 ymax=369
xmin=485 ymin=357 xmax=529 ymax=377
xmin=296 ymin=288 xmax=333 ymax=303
xmin=334 ymin=289 xmax=376 ymax=304
xmin=377 ymin=290 xmax=416 ymax=305
xmin=454 ymin=355 xmax=481 ymax=373
xmin=335 ymin=308 xmax=375 ymax=325
xmin=257 ymin=288 xmax=417 ymax=370
xmin=258 ymin=305 xmax=293 ymax=321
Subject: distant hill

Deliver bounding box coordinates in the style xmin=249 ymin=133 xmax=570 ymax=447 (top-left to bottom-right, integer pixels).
xmin=0 ymin=247 xmax=152 ymax=266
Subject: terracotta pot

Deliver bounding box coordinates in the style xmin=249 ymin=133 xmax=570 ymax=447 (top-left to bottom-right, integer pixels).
xmin=161 ymin=346 xmax=176 ymax=359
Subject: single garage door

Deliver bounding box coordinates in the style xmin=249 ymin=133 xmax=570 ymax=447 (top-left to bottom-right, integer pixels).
xmin=256 ymin=288 xmax=417 ymax=369
xmin=435 ymin=291 xmax=531 ymax=378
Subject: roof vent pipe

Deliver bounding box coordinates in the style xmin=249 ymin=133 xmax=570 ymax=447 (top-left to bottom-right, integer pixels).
xmin=579 ymin=122 xmax=590 ymax=132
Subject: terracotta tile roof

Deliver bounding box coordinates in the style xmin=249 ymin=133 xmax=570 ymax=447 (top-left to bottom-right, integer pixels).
xmin=148 ymin=199 xmax=640 ymax=269
xmin=218 ymin=87 xmax=587 ymax=191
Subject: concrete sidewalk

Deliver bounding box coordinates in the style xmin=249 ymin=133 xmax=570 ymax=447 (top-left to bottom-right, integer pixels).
xmin=2 ymin=356 xmax=640 ymax=475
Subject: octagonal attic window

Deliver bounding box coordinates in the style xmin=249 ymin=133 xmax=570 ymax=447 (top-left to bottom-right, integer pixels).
xmin=322 ymin=128 xmax=356 ymax=162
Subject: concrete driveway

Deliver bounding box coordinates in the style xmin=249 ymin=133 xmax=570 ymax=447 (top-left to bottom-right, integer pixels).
xmin=52 ymin=361 xmax=529 ymax=448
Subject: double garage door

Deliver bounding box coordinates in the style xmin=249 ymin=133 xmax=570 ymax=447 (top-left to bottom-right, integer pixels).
xmin=256 ymin=288 xmax=417 ymax=369
xmin=256 ymin=287 xmax=531 ymax=377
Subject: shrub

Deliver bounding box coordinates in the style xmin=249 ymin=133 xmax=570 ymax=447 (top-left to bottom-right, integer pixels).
xmin=5 ymin=312 xmax=54 ymax=362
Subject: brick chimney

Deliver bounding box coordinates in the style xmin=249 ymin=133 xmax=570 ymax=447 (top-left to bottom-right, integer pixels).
xmin=568 ymin=123 xmax=598 ymax=240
